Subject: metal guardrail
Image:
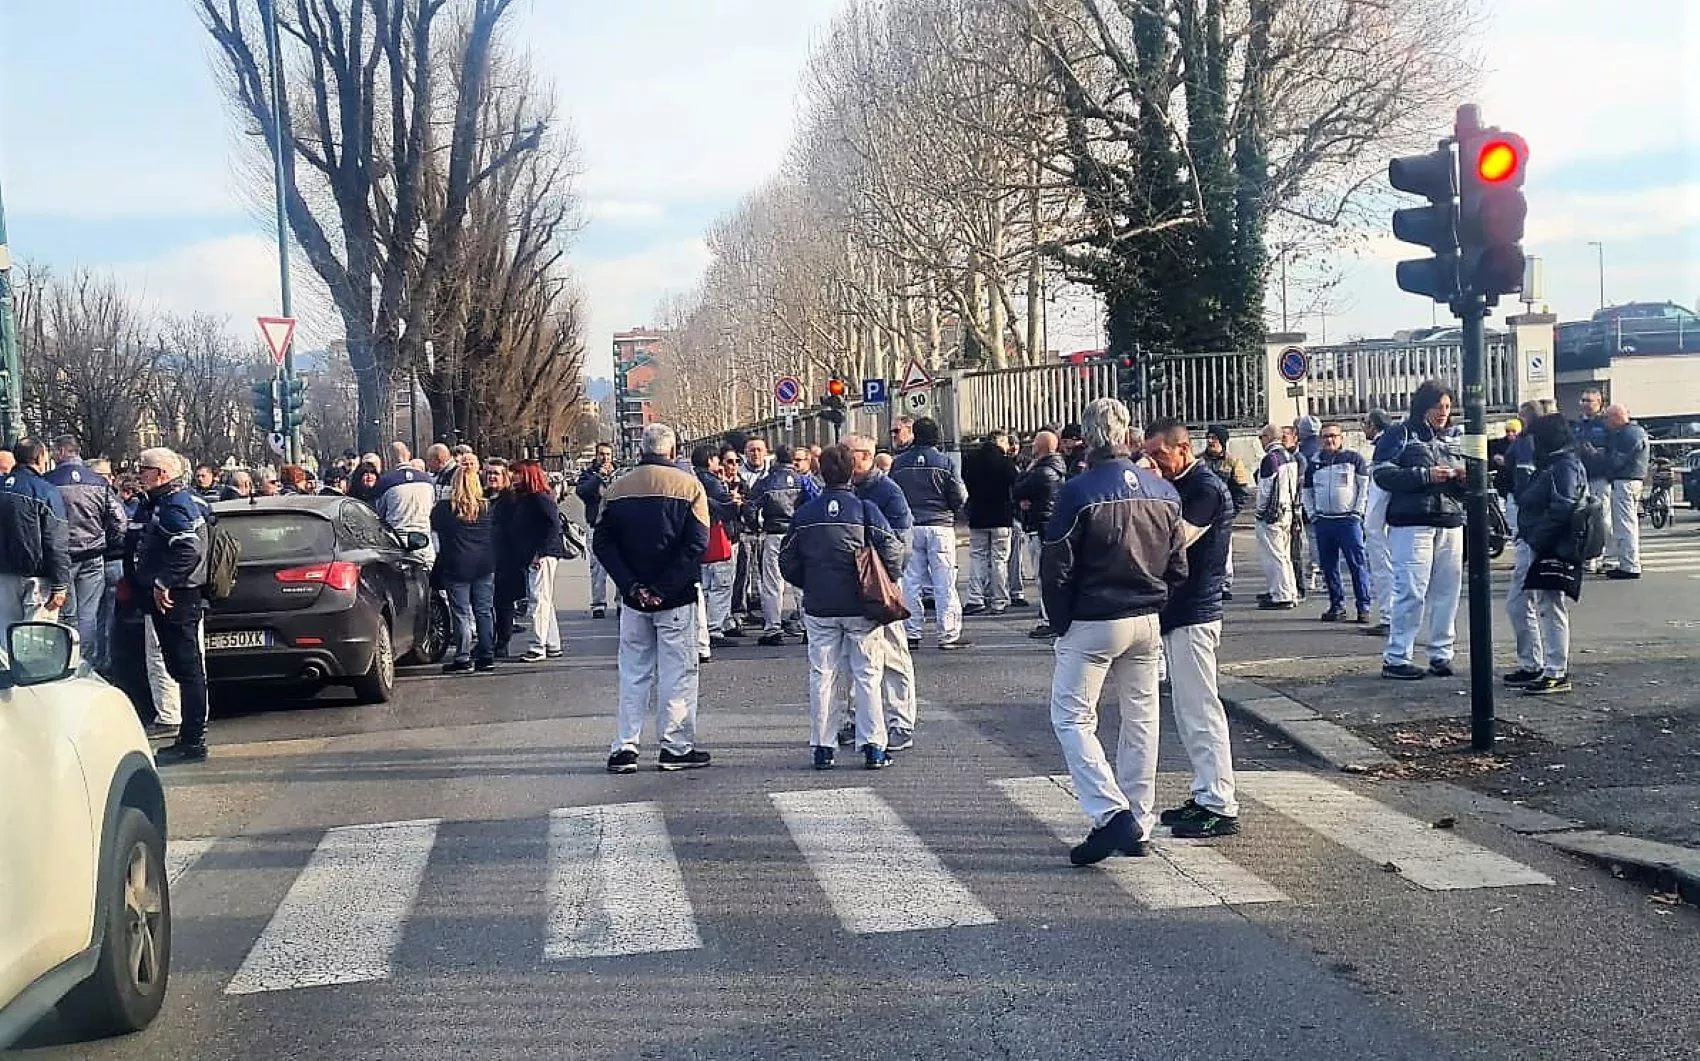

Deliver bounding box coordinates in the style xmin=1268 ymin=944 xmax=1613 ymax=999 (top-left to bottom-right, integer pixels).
xmin=1304 ymin=340 xmax=1517 ymax=420
xmin=1142 ymin=350 xmax=1266 ymax=430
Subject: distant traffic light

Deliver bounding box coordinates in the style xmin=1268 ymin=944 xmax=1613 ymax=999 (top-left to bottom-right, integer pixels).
xmin=1389 ymin=145 xmax=1460 ymax=303
xmin=251 ymin=378 xmax=278 ymax=432
xmin=821 ymin=375 xmax=848 ymax=428
xmin=281 ymin=377 xmax=307 ymax=424
xmin=1114 ymin=354 xmax=1141 ymax=404
xmin=1458 ymin=129 xmax=1529 ymax=302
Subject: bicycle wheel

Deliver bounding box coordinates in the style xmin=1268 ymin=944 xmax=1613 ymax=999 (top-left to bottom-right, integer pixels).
xmin=1649 ymin=495 xmax=1671 ymax=530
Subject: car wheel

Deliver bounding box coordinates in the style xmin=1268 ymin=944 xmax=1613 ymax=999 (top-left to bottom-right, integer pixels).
xmin=58 ymin=807 xmax=171 ymax=1038
xmin=351 ymin=619 xmax=396 ymax=704
xmin=400 ymin=594 xmax=450 ymax=666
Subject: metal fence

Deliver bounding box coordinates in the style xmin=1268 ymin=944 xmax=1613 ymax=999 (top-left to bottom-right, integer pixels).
xmin=1304 ymin=340 xmax=1517 ymax=420
xmin=1142 ymin=349 xmax=1266 ymax=430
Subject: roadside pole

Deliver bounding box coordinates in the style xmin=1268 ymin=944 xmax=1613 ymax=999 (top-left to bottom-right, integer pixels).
xmin=260 ymin=0 xmax=298 ymax=462
xmin=1458 ymin=294 xmax=1496 ymax=749
xmin=0 ymin=175 xmax=25 ymax=445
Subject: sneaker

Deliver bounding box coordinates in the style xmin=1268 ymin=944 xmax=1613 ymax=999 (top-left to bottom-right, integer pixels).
xmin=546 ymin=647 xmax=564 ymax=659
xmin=606 ymin=749 xmax=639 ymax=774
xmin=907 ymin=637 xmax=923 ymax=650
xmin=836 ymin=720 xmax=857 ymax=747
xmin=1502 ymin=667 xmax=1542 ymax=687
xmin=591 ymin=607 xmax=606 ymax=619
xmin=709 ymin=635 xmax=736 ymax=650
xmin=144 ymin=722 xmax=179 ymax=741
xmin=939 ymin=640 xmax=972 ymax=651
xmin=155 ymin=741 xmax=208 ymax=765
xmin=862 ymin=745 xmax=892 ymax=770
xmin=962 ymin=603 xmax=988 ymax=616
xmin=1354 ymin=610 xmax=1372 ymax=625
xmin=698 ymin=654 xmax=712 ymax=665
xmin=781 ymin=621 xmax=805 ymax=638
xmin=442 ymin=659 xmax=473 ymax=674
xmin=1256 ymin=593 xmax=1273 ymax=604
xmin=1319 ymin=607 xmax=1343 ymax=622
xmin=720 ymin=626 xmax=746 ymax=639
xmin=1361 ymin=622 xmax=1390 ymax=636
xmin=758 ymin=632 xmax=785 ymax=647
xmin=813 ymin=746 xmax=835 ymax=770
xmin=1028 ymin=623 xmax=1054 ymax=639
xmin=1069 ymin=809 xmax=1139 ymax=866
xmin=474 ymin=658 xmax=495 ymax=673
xmin=658 ymin=748 xmax=712 ymax=771
xmin=1605 ymin=569 xmax=1641 ymax=580
xmin=887 ymin=727 xmax=915 ymax=752
xmin=1159 ymin=799 xmax=1208 ymax=827
xmin=1428 ymin=660 xmax=1454 ymax=678
xmin=1220 ymin=591 xmax=1234 ymax=602
xmin=1258 ymin=600 xmax=1296 ymax=611
xmin=1170 ymin=809 xmax=1241 ymax=839
xmin=1010 ymin=597 xmax=1032 ymax=609
xmin=987 ymin=606 xmax=1008 ymax=616
xmin=1524 ymin=675 xmax=1573 ymax=695
xmin=1381 ymin=663 xmax=1426 ymax=681
xmin=522 ymin=647 xmax=548 ymax=662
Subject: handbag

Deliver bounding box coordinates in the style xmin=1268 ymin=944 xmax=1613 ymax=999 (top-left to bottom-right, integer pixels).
xmin=855 ymin=506 xmax=910 ymax=625
xmin=558 ymin=513 xmax=587 ymax=561
xmin=704 ymin=520 xmax=734 ymax=564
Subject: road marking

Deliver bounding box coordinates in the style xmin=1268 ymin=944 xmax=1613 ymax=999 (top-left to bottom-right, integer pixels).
xmin=770 ymin=787 xmax=997 ymax=934
xmin=545 ymin=802 xmax=701 ymax=960
xmin=993 ymin=776 xmax=1286 ymax=909
xmin=165 ymin=838 xmax=216 ymax=887
xmin=1238 ymin=771 xmax=1553 ymax=890
xmin=225 ymin=819 xmax=439 ymax=995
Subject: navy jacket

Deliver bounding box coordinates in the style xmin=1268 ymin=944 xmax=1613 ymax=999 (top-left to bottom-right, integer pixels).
xmin=1602 ymin=422 xmax=1650 ymax=482
xmin=0 ymin=467 xmax=71 ymax=591
xmin=1040 ymin=455 xmax=1187 ymax=636
xmin=778 ymin=488 xmax=906 ymax=619
xmin=575 ymin=464 xmax=616 ymax=526
xmin=695 ymin=468 xmax=741 ymax=530
xmin=46 ymin=460 xmax=127 ymax=563
xmin=1013 ymin=453 xmax=1067 ymax=533
xmin=431 ymin=499 xmax=496 ymax=583
xmin=1572 ymin=416 xmax=1610 ymax=479
xmin=1160 ymin=461 xmax=1234 ymax=634
xmin=854 ymin=470 xmax=912 ymax=534
xmin=1372 ymin=421 xmax=1465 ymax=529
xmin=1508 ymin=433 xmax=1538 ymax=495
xmin=511 ymin=491 xmax=569 ymax=562
xmin=744 ymin=463 xmax=813 ymax=535
xmin=1516 ymin=445 xmax=1587 ymax=562
xmin=890 ymin=446 xmax=967 ymax=527
xmin=132 ymin=484 xmax=211 ymax=595
xmin=593 ymin=454 xmax=710 ymax=611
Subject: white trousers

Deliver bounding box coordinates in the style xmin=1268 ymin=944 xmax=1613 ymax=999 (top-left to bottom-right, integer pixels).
xmin=806 ymin=613 xmax=886 ymax=750
xmin=701 ymin=559 xmax=734 ymax=635
xmin=1506 ymin=541 xmax=1571 ymax=677
xmin=526 ymin=558 xmax=561 ymax=653
xmin=1162 ymin=622 xmax=1238 ymax=817
xmin=1007 ymin=521 xmax=1025 ymax=597
xmin=0 ymin=574 xmax=58 ymax=630
xmin=837 ymin=620 xmax=918 ymax=732
xmin=587 ymin=551 xmax=609 ymax=609
xmin=1255 ymin=517 xmax=1296 ymax=603
xmin=1610 ymin=479 xmax=1643 ymax=573
xmin=1365 ymin=488 xmax=1394 ymax=625
xmin=967 ymin=528 xmax=1012 ymax=609
xmin=1586 ymin=478 xmax=1611 ymax=569
xmin=903 ymin=525 xmax=963 ymax=644
xmin=145 ymin=613 xmax=205 ymax=726
xmin=758 ymin=533 xmax=798 ymax=634
xmin=612 ymin=604 xmax=700 ymax=755
xmin=1049 ymin=614 xmax=1162 ymax=836
xmin=1025 ymin=531 xmax=1048 ymax=619
xmin=1384 ymin=525 xmax=1463 ymax=668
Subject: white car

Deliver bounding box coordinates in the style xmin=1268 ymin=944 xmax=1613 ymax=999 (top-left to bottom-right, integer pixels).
xmin=0 ymin=622 xmax=171 ymax=1048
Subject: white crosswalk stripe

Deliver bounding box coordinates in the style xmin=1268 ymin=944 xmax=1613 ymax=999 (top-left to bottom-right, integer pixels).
xmin=545 ymin=802 xmax=701 ymax=960
xmin=1634 ymin=536 xmax=1700 ymax=572
xmin=224 ymin=819 xmax=439 ymax=996
xmin=1238 ymin=772 xmax=1554 ymax=890
xmin=992 ymin=775 xmax=1287 ymax=909
xmin=769 ymin=787 xmax=997 ymax=934
xmin=165 ymin=837 xmax=216 ymax=888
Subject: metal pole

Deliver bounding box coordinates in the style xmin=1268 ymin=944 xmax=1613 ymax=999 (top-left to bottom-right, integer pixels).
xmin=261 ymin=0 xmax=297 ymax=462
xmin=0 ymin=175 xmax=24 ymax=445
xmin=1460 ymin=295 xmax=1495 ymax=749
xmin=1588 ymin=242 xmax=1605 ymax=309
xmin=408 ymin=363 xmax=419 ymax=455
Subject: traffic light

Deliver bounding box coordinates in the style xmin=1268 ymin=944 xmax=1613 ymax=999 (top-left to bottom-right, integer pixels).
xmin=1389 ymin=145 xmax=1459 ymax=303
xmin=250 ymin=378 xmax=278 ymax=432
xmin=1114 ymin=354 xmax=1140 ymax=404
xmin=1457 ymin=129 xmax=1528 ymax=301
xmin=821 ymin=375 xmax=848 ymax=428
xmin=281 ymin=377 xmax=306 ymax=424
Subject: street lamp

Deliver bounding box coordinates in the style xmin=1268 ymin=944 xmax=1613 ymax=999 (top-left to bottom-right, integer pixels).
xmin=1587 ymin=241 xmax=1605 ymax=310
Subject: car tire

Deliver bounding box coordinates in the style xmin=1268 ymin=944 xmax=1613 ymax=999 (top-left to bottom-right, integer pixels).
xmin=400 ymin=594 xmax=451 ymax=666
xmin=58 ymin=807 xmax=171 ymax=1038
xmin=351 ymin=619 xmax=396 ymax=704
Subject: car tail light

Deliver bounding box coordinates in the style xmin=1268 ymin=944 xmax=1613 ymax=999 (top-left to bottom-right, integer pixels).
xmin=275 ymin=562 xmax=361 ymax=592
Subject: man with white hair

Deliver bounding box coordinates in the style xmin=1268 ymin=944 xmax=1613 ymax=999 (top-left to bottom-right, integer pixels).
xmin=595 ymin=423 xmax=714 ymax=774
xmin=1041 ymin=397 xmax=1188 ymax=864
xmin=1600 ymin=403 xmax=1648 ymax=579
xmin=1253 ymin=424 xmax=1300 ymax=609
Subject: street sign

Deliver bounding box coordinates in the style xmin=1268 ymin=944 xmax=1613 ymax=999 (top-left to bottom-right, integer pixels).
xmin=1526 ymin=353 xmax=1548 ymax=382
xmin=1277 ymin=345 xmax=1310 ymax=384
xmin=862 ymin=378 xmax=888 ymax=405
xmin=898 ymin=357 xmax=933 ymax=394
xmin=774 ymin=375 xmax=803 ymax=406
xmin=258 ymin=316 xmax=297 ymax=367
xmin=903 ymin=389 xmax=931 ymax=414
xmin=267 ymin=431 xmax=287 ymax=456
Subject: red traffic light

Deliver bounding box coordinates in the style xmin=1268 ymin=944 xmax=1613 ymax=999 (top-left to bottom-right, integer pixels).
xmin=1475 ymin=138 xmax=1523 ymax=184
xmin=826 ymin=377 xmax=847 ymax=398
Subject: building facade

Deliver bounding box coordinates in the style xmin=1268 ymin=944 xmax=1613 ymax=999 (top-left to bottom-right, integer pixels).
xmin=611 ymin=328 xmax=661 ymax=461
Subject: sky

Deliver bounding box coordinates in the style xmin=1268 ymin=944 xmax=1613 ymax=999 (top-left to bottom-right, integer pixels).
xmin=2 ymin=0 xmax=1697 ymax=377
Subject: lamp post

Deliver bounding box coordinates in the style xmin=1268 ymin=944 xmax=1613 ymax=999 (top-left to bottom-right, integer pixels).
xmin=1587 ymin=241 xmax=1605 ymax=310
xmin=0 ymin=175 xmax=25 ymax=445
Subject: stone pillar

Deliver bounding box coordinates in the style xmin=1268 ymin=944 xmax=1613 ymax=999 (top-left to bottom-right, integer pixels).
xmin=1263 ymin=331 xmax=1309 ymax=427
xmin=1506 ymin=312 xmax=1557 ymax=407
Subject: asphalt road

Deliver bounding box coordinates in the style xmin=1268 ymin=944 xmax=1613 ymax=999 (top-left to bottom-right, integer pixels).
xmin=11 ymin=556 xmax=1700 ymax=1061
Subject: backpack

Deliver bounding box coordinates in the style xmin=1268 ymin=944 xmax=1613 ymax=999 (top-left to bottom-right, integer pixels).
xmin=1571 ymin=489 xmax=1607 ymax=563
xmin=205 ymin=522 xmax=242 ymax=600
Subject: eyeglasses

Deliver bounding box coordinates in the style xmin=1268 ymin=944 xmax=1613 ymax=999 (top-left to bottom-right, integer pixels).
xmin=1321 ymin=433 xmax=1343 ymax=440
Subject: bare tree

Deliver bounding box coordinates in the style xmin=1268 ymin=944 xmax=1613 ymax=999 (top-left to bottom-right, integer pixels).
xmin=156 ymin=313 xmax=268 ymax=465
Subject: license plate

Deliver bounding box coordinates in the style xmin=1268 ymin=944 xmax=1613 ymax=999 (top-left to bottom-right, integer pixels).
xmin=207 ymin=630 xmax=271 ymax=651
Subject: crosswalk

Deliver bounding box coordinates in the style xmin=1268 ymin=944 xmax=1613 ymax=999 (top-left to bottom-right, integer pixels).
xmin=164 ymin=771 xmax=1555 ymax=999
xmin=1634 ymin=532 xmax=1700 ymax=577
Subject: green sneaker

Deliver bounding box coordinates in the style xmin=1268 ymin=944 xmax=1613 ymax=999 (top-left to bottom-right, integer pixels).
xmin=1169 ymin=808 xmax=1241 ymax=839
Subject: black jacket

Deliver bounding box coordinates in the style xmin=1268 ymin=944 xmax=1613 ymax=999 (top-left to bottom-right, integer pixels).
xmin=45 ymin=460 xmax=127 ymax=563
xmin=1159 ymin=461 xmax=1235 ymax=634
xmin=1372 ymin=420 xmax=1465 ymax=529
xmin=592 ymin=455 xmax=710 ymax=611
xmin=961 ymin=442 xmax=1019 ymax=529
xmin=575 ymin=464 xmax=616 ymax=526
xmin=696 ymin=468 xmax=741 ymax=530
xmin=1040 ymin=454 xmax=1188 ymax=635
xmin=431 ymin=499 xmax=497 ymax=584
xmin=1012 ymin=453 xmax=1067 ymax=533
xmin=510 ymin=490 xmax=568 ymax=562
xmin=131 ymin=484 xmax=211 ymax=596
xmin=1516 ymin=445 xmax=1587 ymax=562
xmin=0 ymin=467 xmax=71 ymax=591
xmin=778 ymin=488 xmax=906 ymax=619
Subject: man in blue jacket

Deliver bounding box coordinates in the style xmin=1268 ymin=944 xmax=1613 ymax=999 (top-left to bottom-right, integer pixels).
xmin=690 ymin=444 xmax=742 ymax=659
xmin=1570 ymin=388 xmax=1611 ymax=573
xmin=575 ymin=442 xmax=617 ymax=617
xmin=131 ymin=448 xmax=214 ymax=763
xmin=744 ymin=445 xmax=814 ymax=646
xmin=1601 ymin=404 xmax=1649 ymax=579
xmin=1303 ymin=423 xmax=1373 ymax=624
xmin=0 ymin=438 xmax=71 ymax=629
xmin=47 ymin=435 xmax=127 ymax=666
xmin=841 ymin=434 xmax=917 ymax=750
xmin=595 ymin=424 xmax=712 ymax=775
xmin=890 ymin=417 xmax=970 ymax=650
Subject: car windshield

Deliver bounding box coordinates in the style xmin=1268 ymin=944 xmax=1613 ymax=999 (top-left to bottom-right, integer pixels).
xmin=219 ymin=513 xmax=336 ymax=564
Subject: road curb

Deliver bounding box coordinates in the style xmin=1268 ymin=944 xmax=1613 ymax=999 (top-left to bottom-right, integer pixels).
xmin=1219 ymin=677 xmax=1394 ymax=771
xmin=1534 ymin=830 xmax=1700 ymax=905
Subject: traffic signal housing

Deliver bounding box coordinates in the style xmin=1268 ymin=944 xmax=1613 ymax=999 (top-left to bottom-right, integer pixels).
xmin=281 ymin=377 xmax=307 ymax=425
xmin=1389 ymin=146 xmax=1459 ymax=303
xmin=251 ymin=378 xmax=278 ymax=432
xmin=1114 ymin=354 xmax=1141 ymax=404
xmin=821 ymin=375 xmax=848 ymax=428
xmin=1457 ymin=129 xmax=1528 ymax=301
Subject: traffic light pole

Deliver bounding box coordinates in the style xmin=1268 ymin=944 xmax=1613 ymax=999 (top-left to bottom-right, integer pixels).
xmin=261 ymin=0 xmax=297 ymax=463
xmin=0 ymin=175 xmax=24 ymax=446
xmin=1457 ymin=293 xmax=1496 ymax=751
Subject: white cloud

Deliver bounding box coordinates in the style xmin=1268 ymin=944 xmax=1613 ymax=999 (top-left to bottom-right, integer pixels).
xmin=577 ymin=239 xmax=715 ymax=375
xmin=587 ymin=200 xmax=669 ymax=226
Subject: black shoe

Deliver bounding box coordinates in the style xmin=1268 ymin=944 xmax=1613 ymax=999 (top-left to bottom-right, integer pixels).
xmin=606 ymin=749 xmax=639 ymax=774
xmin=962 ymin=603 xmax=988 ymax=616
xmin=1502 ymin=667 xmax=1542 ymax=687
xmin=758 ymin=632 xmax=785 ymax=647
xmin=591 ymin=607 xmax=606 ymax=619
xmin=1427 ymin=660 xmax=1454 ymax=678
xmin=1028 ymin=623 xmax=1054 ymax=639
xmin=939 ymin=640 xmax=972 ymax=651
xmin=1361 ymin=622 xmax=1390 ymax=636
xmin=782 ymin=623 xmax=805 ymax=639
xmin=474 ymin=658 xmax=496 ymax=673
xmin=1159 ymin=799 xmax=1207 ymax=827
xmin=813 ymin=746 xmax=835 ymax=770
xmin=720 ymin=626 xmax=746 ymax=639
xmin=155 ymin=741 xmax=208 ymax=764
xmin=1320 ymin=607 xmax=1343 ymax=622
xmin=1220 ymin=591 xmax=1234 ymax=601
xmin=1258 ymin=600 xmax=1296 ymax=611
xmin=836 ymin=720 xmax=857 ymax=747
xmin=1381 ymin=663 xmax=1426 ymax=681
xmin=907 ymin=637 xmax=923 ymax=650
xmin=1524 ymin=674 xmax=1573 ymax=695
xmin=1070 ymin=810 xmax=1140 ymax=866
xmin=1170 ymin=809 xmax=1240 ymax=839
xmin=442 ymin=659 xmax=473 ymax=674
xmin=144 ymin=722 xmax=179 ymax=741
xmin=1256 ymin=593 xmax=1272 ymax=604
xmin=709 ymin=635 xmax=736 ymax=650
xmin=698 ymin=654 xmax=712 ymax=665
xmin=658 ymin=748 xmax=712 ymax=771
xmin=1354 ymin=610 xmax=1372 ymax=624
xmin=1010 ymin=597 xmax=1032 ymax=609
xmin=1605 ymin=569 xmax=1641 ymax=580
xmin=863 ymin=744 xmax=892 ymax=770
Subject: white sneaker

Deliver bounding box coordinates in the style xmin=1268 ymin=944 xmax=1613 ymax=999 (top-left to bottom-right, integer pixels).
xmin=521 ymin=647 xmax=548 ymax=662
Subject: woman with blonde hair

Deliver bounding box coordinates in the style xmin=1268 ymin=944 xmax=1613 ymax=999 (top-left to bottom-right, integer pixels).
xmin=430 ymin=464 xmax=497 ymax=672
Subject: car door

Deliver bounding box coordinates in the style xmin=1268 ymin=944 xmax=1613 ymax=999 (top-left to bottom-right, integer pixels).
xmin=338 ymin=503 xmax=426 ymax=653
xmin=0 ymin=677 xmax=98 ymax=1007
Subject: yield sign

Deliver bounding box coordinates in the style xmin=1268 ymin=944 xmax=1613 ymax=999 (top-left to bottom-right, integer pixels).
xmin=898 ymin=356 xmax=933 ymax=394
xmin=258 ymin=316 xmax=297 ymax=367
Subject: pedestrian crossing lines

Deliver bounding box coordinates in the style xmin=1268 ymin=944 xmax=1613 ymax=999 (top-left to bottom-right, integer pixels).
xmin=166 ymin=771 xmax=1557 ymax=998
xmin=1635 ymin=532 xmax=1700 ymax=575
